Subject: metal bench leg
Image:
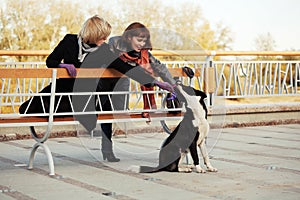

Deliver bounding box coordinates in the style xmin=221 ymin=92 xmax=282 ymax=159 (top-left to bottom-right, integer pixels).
xmin=28 ymin=70 xmax=57 ymax=176
xmin=29 ymin=126 xmax=55 ymax=176
xmin=28 ymin=142 xmax=55 ymax=176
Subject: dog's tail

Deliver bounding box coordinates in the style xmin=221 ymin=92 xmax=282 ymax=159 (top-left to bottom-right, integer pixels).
xmin=128 ymin=165 xmax=160 ymax=173
xmin=139 ymin=166 xmax=160 ymax=173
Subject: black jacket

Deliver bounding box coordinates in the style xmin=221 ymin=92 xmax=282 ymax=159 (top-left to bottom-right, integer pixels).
xmin=46 ymin=34 xmax=156 ymax=92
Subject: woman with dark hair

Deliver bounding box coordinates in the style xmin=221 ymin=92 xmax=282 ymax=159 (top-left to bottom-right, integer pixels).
xmin=109 ymin=22 xmax=176 ymax=120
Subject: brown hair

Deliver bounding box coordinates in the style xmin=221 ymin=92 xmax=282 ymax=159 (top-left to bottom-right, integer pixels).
xmin=78 ymin=15 xmax=111 ymax=44
xmin=122 ymin=22 xmax=152 ymax=50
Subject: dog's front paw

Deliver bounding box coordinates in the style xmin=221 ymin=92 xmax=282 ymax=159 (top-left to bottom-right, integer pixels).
xmin=194 ymin=165 xmax=206 ymax=173
xmin=178 ymin=165 xmax=193 ymax=173
xmin=207 ymin=166 xmax=218 ymax=172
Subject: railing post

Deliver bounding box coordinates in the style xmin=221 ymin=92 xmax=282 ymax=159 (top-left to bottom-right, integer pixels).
xmin=205 ymin=52 xmax=216 ymax=106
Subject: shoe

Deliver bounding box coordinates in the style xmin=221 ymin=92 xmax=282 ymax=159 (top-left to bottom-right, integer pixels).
xmin=142 ymin=112 xmax=151 ymax=124
xmin=101 ymin=151 xmax=120 ymax=162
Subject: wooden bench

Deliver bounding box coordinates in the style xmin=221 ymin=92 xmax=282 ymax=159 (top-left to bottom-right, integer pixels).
xmin=0 ymin=67 xmax=202 ymax=175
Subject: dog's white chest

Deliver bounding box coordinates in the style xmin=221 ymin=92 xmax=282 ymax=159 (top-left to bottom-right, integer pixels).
xmin=177 ymin=85 xmax=209 ymax=140
xmin=186 ymin=96 xmax=204 ymax=127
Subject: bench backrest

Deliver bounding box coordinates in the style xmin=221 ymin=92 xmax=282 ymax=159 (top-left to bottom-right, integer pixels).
xmin=0 ymin=68 xmax=198 ymax=126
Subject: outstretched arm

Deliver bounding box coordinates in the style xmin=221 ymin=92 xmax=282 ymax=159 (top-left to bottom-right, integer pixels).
xmin=149 ymin=52 xmax=176 ymax=85
xmin=110 ymin=58 xmax=174 ymax=93
xmin=109 ymin=57 xmax=155 ymax=85
xmin=80 ymin=44 xmax=174 ymax=92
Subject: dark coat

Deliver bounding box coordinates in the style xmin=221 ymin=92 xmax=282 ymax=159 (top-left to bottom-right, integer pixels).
xmin=46 ymin=34 xmax=155 ymax=91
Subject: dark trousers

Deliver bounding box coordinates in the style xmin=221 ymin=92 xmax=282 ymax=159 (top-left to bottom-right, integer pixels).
xmin=98 ymin=78 xmax=130 ymax=152
xmin=99 ymin=95 xmax=113 ymax=152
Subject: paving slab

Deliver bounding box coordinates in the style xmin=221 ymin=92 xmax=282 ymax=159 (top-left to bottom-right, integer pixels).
xmin=0 ymin=124 xmax=299 ymax=200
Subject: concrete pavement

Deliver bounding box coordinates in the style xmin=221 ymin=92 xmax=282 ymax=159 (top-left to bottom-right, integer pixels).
xmin=0 ymin=124 xmax=299 ymax=200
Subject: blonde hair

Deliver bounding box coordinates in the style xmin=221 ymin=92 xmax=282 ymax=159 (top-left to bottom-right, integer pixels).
xmin=78 ymin=15 xmax=111 ymax=44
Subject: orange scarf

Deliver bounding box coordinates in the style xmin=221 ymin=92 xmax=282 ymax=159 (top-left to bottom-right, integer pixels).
xmin=120 ymin=50 xmax=153 ymax=75
xmin=120 ymin=50 xmax=157 ymax=120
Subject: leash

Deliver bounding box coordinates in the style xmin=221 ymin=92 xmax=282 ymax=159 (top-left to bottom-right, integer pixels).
xmin=207 ymin=130 xmax=222 ymax=155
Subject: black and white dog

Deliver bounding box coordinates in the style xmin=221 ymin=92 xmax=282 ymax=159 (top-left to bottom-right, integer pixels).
xmin=135 ymin=83 xmax=217 ymax=173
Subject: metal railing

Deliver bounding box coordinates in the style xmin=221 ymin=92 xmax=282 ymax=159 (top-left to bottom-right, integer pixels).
xmin=1 ymin=51 xmax=300 ymax=108
xmin=212 ymin=61 xmax=300 ymax=97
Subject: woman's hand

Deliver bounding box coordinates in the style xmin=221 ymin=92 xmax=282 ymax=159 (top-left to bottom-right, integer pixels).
xmin=153 ymin=80 xmax=175 ymax=93
xmin=58 ymin=63 xmax=77 ymax=77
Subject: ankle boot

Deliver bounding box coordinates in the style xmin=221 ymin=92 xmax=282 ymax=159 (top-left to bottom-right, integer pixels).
xmin=101 ymin=150 xmax=120 ymax=162
xmin=101 ymin=137 xmax=120 ymax=162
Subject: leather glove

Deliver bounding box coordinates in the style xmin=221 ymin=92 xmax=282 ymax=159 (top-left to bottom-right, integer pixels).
xmin=153 ymin=80 xmax=175 ymax=93
xmin=167 ymin=92 xmax=177 ymax=100
xmin=58 ymin=63 xmax=77 ymax=77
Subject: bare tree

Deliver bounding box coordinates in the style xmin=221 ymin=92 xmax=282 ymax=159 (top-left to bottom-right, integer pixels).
xmin=0 ymin=0 xmax=84 ymax=61
xmin=254 ymin=32 xmax=276 ymax=51
xmin=253 ymin=32 xmax=277 ymax=60
xmin=0 ymin=0 xmax=233 ymax=62
xmin=91 ymin=0 xmax=233 ymax=52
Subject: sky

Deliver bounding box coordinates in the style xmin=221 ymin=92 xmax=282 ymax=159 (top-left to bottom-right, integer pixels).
xmin=1 ymin=0 xmax=299 ymax=51
xmin=99 ymin=0 xmax=300 ymax=51
xmin=199 ymin=0 xmax=300 ymax=51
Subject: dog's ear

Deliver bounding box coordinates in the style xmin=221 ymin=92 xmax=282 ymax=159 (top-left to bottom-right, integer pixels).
xmin=199 ymin=97 xmax=208 ymax=119
xmin=192 ymin=88 xmax=207 ymax=99
xmin=182 ymin=66 xmax=194 ymax=79
xmin=199 ymin=90 xmax=207 ymax=99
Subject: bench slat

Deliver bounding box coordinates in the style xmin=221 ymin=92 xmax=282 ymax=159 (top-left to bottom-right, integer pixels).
xmin=0 ymin=68 xmax=200 ymax=78
xmin=0 ymin=112 xmax=183 ymax=124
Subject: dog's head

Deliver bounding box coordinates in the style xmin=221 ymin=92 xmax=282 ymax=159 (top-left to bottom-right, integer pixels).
xmin=175 ymin=83 xmax=208 ymax=119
